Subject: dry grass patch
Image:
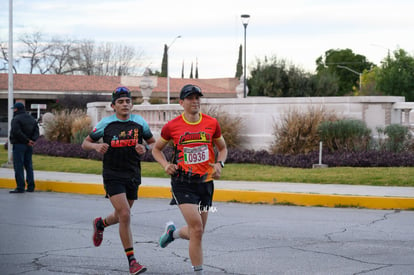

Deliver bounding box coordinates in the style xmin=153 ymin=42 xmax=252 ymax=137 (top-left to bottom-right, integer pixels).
xmin=271 ymin=105 xmax=338 ymax=154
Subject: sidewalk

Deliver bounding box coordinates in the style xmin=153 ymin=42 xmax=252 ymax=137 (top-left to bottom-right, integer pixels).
xmin=1 ymin=167 xmax=414 ymax=209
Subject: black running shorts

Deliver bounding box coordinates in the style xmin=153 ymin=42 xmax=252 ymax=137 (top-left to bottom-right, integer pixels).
xmin=103 ymin=177 xmax=140 ymax=200
xmin=170 ymin=178 xmax=214 ymax=207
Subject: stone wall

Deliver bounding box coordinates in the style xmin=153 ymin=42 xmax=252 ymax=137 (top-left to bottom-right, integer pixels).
xmin=87 ymin=96 xmax=413 ymax=151
xmin=202 ymin=96 xmax=412 ymax=150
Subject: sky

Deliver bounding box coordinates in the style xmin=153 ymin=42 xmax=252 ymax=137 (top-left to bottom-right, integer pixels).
xmin=1 ymin=0 xmax=414 ymax=79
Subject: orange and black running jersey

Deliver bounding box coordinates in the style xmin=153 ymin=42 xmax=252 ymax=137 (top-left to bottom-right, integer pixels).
xmin=160 ymin=113 xmax=222 ymax=183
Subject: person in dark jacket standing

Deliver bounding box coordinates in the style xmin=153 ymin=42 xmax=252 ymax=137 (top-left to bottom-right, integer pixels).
xmin=9 ymin=102 xmax=39 ymax=193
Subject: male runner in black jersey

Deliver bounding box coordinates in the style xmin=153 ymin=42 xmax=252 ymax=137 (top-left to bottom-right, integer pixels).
xmin=82 ymin=86 xmax=155 ymax=274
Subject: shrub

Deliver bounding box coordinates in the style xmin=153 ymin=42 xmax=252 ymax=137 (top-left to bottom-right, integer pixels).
xmin=32 ymin=138 xmax=414 ymax=168
xmin=71 ymin=115 xmax=92 ymax=144
xmin=318 ymin=119 xmax=371 ymax=152
xmin=33 ymin=136 xmax=171 ymax=162
xmin=221 ymin=148 xmax=414 ymax=168
xmin=377 ymin=124 xmax=412 ymax=152
xmin=407 ymin=137 xmax=414 ymax=152
xmin=203 ymin=106 xmax=244 ymax=149
xmin=321 ymin=150 xmax=414 ymax=167
xmin=43 ymin=109 xmax=92 ymax=144
xmin=33 ymin=136 xmax=102 ymax=160
xmin=271 ymin=106 xmax=338 ymax=155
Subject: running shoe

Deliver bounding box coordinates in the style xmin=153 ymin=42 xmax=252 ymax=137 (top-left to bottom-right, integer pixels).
xmin=129 ymin=260 xmax=147 ymax=274
xmin=159 ymin=221 xmax=176 ymax=248
xmin=92 ymin=217 xmax=104 ymax=247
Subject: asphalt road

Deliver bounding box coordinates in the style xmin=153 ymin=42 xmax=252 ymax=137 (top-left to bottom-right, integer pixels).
xmin=1 ymin=189 xmax=413 ymax=275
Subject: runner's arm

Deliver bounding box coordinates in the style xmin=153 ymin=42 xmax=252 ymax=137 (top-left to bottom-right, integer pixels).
xmin=82 ymin=136 xmax=109 ymax=154
xmin=152 ymin=138 xmax=177 ymax=175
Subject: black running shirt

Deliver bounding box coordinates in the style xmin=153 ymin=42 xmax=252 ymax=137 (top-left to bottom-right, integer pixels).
xmin=89 ymin=114 xmax=153 ymax=180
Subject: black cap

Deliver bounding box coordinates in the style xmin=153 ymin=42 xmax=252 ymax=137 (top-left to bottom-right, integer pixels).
xmin=112 ymin=86 xmax=131 ymax=104
xmin=11 ymin=102 xmax=25 ymax=110
xmin=179 ymin=84 xmax=203 ymax=100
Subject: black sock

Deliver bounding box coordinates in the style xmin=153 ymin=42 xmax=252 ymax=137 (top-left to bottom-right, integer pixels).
xmin=125 ymin=247 xmax=136 ymax=265
xmin=96 ymin=218 xmax=105 ymax=231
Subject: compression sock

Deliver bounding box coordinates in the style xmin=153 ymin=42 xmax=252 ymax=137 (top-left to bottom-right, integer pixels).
xmin=125 ymin=247 xmax=136 ymax=265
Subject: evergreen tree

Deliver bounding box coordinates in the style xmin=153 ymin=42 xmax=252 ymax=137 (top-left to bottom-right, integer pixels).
xmin=160 ymin=44 xmax=168 ymax=77
xmin=189 ymin=62 xmax=193 ymax=78
xmin=235 ymin=44 xmax=243 ymax=78
xmin=181 ymin=61 xmax=184 ymax=78
xmin=195 ymin=58 xmax=199 ymax=79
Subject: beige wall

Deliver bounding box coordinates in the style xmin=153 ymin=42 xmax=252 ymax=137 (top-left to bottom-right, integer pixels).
xmin=87 ymin=96 xmax=413 ymax=151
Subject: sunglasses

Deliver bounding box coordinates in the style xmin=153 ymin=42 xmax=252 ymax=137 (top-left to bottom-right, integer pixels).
xmin=182 ymin=85 xmax=201 ymax=94
xmin=112 ymin=86 xmax=131 ymax=97
xmin=114 ymin=86 xmax=130 ymax=94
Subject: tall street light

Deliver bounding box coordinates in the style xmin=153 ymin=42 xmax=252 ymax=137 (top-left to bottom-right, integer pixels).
xmin=167 ymin=35 xmax=181 ymax=104
xmin=337 ymin=65 xmax=362 ymax=91
xmin=7 ymin=0 xmax=14 ymax=165
xmin=241 ymin=14 xmax=250 ymax=98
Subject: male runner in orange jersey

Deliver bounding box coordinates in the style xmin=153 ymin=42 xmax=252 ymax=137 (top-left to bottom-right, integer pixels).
xmin=152 ymin=84 xmax=228 ymax=274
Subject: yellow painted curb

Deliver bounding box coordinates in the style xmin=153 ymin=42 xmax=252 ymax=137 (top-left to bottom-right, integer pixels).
xmin=1 ymin=178 xmax=413 ymax=210
xmin=213 ymin=189 xmax=414 ymax=210
xmin=0 ymin=178 xmax=106 ymax=195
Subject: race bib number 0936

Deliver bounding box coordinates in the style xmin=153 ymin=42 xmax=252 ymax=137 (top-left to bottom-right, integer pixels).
xmin=183 ymin=145 xmax=209 ymax=164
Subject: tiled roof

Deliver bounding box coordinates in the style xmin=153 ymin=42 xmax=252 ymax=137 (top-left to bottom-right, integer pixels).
xmin=0 ymin=74 xmax=237 ymax=96
xmin=0 ymin=74 xmax=120 ymax=91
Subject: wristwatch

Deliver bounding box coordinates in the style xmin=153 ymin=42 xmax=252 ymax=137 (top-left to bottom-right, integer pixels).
xmin=218 ymin=161 xmax=225 ymax=168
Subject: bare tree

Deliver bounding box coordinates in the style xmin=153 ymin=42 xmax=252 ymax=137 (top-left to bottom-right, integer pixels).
xmin=19 ymin=31 xmax=53 ymax=74
xmin=80 ymin=41 xmax=140 ymax=76
xmin=0 ymin=40 xmax=20 ymax=73
xmin=0 ymin=42 xmax=8 ymax=72
xmin=95 ymin=42 xmax=113 ymax=75
xmin=114 ymin=44 xmax=136 ymax=76
xmin=8 ymin=31 xmax=144 ymax=76
xmin=76 ymin=39 xmax=96 ymax=75
xmin=48 ymin=37 xmax=80 ymax=74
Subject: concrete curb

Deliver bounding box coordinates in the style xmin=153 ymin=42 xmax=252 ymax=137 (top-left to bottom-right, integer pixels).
xmin=1 ymin=178 xmax=413 ymax=210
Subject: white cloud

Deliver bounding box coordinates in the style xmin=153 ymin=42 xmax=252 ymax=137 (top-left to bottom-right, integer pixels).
xmin=1 ymin=0 xmax=414 ymax=77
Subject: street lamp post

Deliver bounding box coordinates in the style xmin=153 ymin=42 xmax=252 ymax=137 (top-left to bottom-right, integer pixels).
xmin=167 ymin=35 xmax=181 ymax=104
xmin=7 ymin=0 xmax=13 ymax=165
xmin=241 ymin=14 xmax=250 ymax=98
xmin=337 ymin=65 xmax=362 ymax=91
